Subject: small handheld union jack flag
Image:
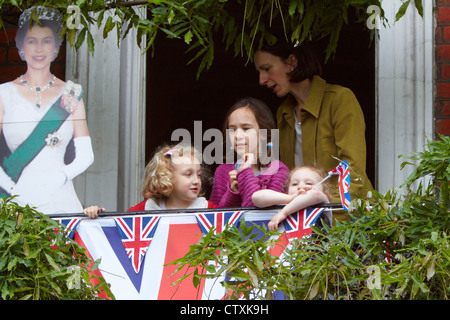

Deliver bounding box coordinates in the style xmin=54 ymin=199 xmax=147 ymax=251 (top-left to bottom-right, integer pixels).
xmin=329 ymin=160 xmax=351 ymax=210
xmin=314 ymin=160 xmax=351 ymax=210
xmin=113 ymin=215 xmax=160 ymax=274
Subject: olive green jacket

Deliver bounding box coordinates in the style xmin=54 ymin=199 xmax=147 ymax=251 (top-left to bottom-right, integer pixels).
xmin=277 ymin=76 xmax=373 ymax=217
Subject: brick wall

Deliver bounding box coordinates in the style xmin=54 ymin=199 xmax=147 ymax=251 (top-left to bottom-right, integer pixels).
xmin=0 ymin=24 xmax=66 ymax=84
xmin=435 ymin=0 xmax=450 ymax=137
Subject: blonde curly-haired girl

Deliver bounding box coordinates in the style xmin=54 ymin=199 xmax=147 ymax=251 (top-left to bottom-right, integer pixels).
xmin=84 ymin=144 xmax=216 ymax=218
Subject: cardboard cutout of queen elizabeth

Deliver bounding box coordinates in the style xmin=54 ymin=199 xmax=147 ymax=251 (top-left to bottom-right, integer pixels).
xmin=0 ymin=6 xmax=94 ymax=214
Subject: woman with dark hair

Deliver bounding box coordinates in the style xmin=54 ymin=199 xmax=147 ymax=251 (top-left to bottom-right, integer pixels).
xmin=0 ymin=6 xmax=94 ymax=214
xmin=209 ymin=97 xmax=289 ymax=208
xmin=254 ymin=42 xmax=372 ymax=219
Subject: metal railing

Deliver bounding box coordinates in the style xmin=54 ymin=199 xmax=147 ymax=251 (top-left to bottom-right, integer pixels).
xmin=46 ymin=202 xmax=345 ymax=218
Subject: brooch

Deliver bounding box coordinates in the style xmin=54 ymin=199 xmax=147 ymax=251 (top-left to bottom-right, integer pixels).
xmin=60 ymin=80 xmax=83 ymax=113
xmin=45 ymin=132 xmax=62 ymax=148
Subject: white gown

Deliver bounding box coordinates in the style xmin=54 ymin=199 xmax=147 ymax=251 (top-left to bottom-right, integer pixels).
xmin=0 ymin=81 xmax=85 ymax=214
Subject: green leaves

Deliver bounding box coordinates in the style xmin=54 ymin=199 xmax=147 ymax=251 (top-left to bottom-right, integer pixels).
xmin=395 ymin=0 xmax=424 ymax=22
xmin=0 ymin=197 xmax=113 ymax=300
xmin=168 ymin=219 xmax=284 ymax=299
xmin=169 ymin=136 xmax=449 ymax=300
xmin=0 ymin=1 xmax=425 ymax=77
xmin=0 ymin=0 xmax=427 ymax=76
xmin=400 ymin=135 xmax=450 ymax=205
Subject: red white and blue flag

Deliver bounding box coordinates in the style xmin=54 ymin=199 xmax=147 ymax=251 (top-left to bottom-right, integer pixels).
xmin=330 ymin=160 xmax=351 ymax=211
xmin=113 ymin=215 xmax=160 ymax=274
xmin=195 ymin=211 xmax=243 ymax=234
xmin=266 ymin=207 xmax=330 ymax=258
xmin=193 ymin=211 xmax=244 ymax=298
xmin=54 ymin=217 xmax=81 ymax=240
xmin=283 ymin=207 xmax=326 ymax=240
xmin=56 ymin=209 xmax=329 ymax=299
xmin=73 ymin=213 xmax=213 ymax=298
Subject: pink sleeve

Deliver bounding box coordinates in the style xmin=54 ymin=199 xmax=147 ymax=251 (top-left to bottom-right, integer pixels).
xmin=209 ymin=164 xmax=242 ymax=208
xmin=237 ymin=161 xmax=290 ymax=207
xmin=264 ymin=161 xmax=290 ymax=193
xmin=236 ymin=168 xmax=261 ymax=207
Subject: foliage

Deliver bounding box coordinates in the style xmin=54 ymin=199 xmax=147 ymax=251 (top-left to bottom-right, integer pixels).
xmin=0 ymin=0 xmax=425 ymax=77
xmin=169 ymin=219 xmax=287 ymax=299
xmin=170 ymin=136 xmax=449 ymax=300
xmin=400 ymin=135 xmax=450 ymax=206
xmin=0 ymin=197 xmax=114 ymax=300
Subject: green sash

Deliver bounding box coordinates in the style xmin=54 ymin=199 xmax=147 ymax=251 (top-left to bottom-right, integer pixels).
xmin=0 ymin=97 xmax=70 ymax=196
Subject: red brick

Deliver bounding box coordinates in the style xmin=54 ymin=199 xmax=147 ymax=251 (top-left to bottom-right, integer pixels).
xmin=436 ymin=6 xmax=450 ymax=24
xmin=436 ymin=119 xmax=450 ymax=136
xmin=436 ymin=26 xmax=443 ymax=44
xmin=435 ymin=101 xmax=450 ymax=116
xmin=436 ymin=44 xmax=450 ymax=61
xmin=442 ymin=101 xmax=450 ymax=116
xmin=436 ymin=3 xmax=450 ymax=139
xmin=443 ymin=26 xmax=450 ymax=43
xmin=439 ymin=63 xmax=450 ymax=80
xmin=436 ymin=0 xmax=450 ymax=6
xmin=437 ymin=83 xmax=450 ymax=99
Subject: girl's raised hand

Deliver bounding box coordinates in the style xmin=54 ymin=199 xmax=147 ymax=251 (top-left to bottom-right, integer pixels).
xmin=229 ymin=170 xmax=239 ymax=192
xmin=239 ymin=153 xmax=256 ymax=171
xmin=268 ymin=212 xmax=284 ymax=231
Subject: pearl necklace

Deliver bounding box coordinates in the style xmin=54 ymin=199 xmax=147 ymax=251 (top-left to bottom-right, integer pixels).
xmin=19 ymin=75 xmax=55 ymax=108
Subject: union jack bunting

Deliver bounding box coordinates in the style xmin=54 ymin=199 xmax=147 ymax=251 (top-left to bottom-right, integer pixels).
xmin=113 ymin=215 xmax=160 ymax=274
xmin=283 ymin=207 xmax=326 ymax=240
xmin=61 ymin=209 xmax=327 ymax=299
xmin=330 ymin=160 xmax=351 ymax=210
xmin=195 ymin=211 xmax=243 ymax=234
xmin=54 ymin=218 xmax=81 ymax=240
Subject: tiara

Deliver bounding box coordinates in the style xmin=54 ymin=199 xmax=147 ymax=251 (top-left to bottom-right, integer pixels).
xmin=18 ymin=5 xmax=62 ymax=29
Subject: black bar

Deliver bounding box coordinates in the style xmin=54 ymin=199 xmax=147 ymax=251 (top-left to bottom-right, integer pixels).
xmin=45 ymin=203 xmax=344 ymax=218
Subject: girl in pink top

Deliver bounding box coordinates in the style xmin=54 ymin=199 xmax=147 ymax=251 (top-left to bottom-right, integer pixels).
xmin=209 ymin=97 xmax=289 ymax=208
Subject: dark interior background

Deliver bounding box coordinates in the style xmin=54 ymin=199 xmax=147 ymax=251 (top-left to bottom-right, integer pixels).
xmin=146 ymin=11 xmax=376 ymax=195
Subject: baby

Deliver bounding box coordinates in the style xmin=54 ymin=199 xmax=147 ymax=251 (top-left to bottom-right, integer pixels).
xmin=252 ymin=165 xmax=330 ymax=231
